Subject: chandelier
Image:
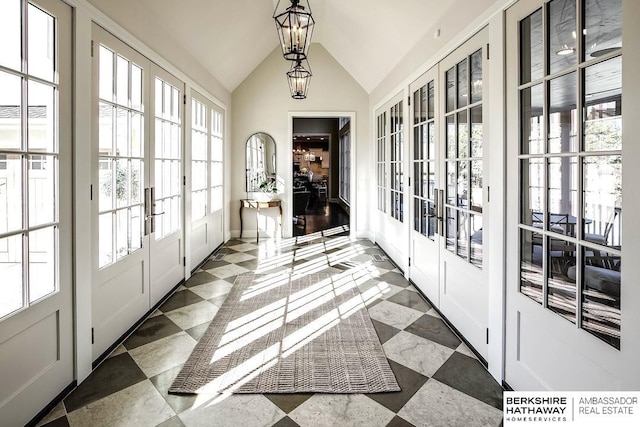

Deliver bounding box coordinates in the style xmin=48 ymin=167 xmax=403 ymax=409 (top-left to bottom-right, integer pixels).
xmin=287 ymin=58 xmax=312 ymax=100
xmin=273 ymin=0 xmax=315 ymax=61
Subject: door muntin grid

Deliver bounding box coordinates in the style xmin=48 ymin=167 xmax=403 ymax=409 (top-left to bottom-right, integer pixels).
xmin=153 ymin=77 xmax=181 ymax=240
xmin=517 ymin=0 xmax=622 ymax=349
xmin=444 ymin=49 xmax=484 ymax=268
xmin=97 ymin=45 xmax=144 ymax=268
xmin=191 ymin=98 xmax=208 ymax=221
xmin=210 ymin=109 xmax=223 ymax=213
xmin=390 ymin=101 xmax=404 ymax=223
xmin=0 ymin=2 xmax=62 ymax=318
xmin=376 ymin=112 xmax=386 ymax=213
xmin=412 ymin=81 xmax=436 ymax=239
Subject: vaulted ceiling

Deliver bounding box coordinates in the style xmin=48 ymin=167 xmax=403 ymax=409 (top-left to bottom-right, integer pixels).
xmin=87 ymin=0 xmax=455 ymax=93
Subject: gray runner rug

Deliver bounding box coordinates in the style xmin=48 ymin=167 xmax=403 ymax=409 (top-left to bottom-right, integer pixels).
xmin=169 ymin=272 xmax=400 ymax=394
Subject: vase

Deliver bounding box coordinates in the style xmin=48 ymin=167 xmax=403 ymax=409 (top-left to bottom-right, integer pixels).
xmin=253 ymin=192 xmax=278 ymax=202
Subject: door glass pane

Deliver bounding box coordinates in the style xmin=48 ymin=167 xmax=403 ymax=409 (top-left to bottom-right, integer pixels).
xmin=470 ymin=160 xmax=482 ymax=212
xmin=470 ymin=106 xmax=483 ymax=158
xmin=427 ymin=201 xmax=435 ymax=239
xmin=520 ymin=84 xmax=544 ymax=154
xmin=0 ymin=155 xmax=23 ymax=233
xmin=581 ymin=247 xmax=620 ymax=349
xmin=457 ymin=59 xmax=468 ymax=108
xmin=0 ymin=71 xmax=22 ymax=150
xmin=131 ymin=112 xmax=143 ymax=157
xmin=99 ymin=159 xmax=113 ymax=211
xmin=0 ymin=234 xmax=23 ymax=318
xmin=130 ymin=206 xmax=142 ymax=251
xmin=446 ymin=161 xmax=456 ymax=205
xmin=446 ymin=115 xmax=455 ymax=158
xmin=99 ymin=212 xmax=113 ymax=268
xmin=584 ymin=0 xmax=621 ymax=61
xmin=28 ymin=154 xmax=56 ymax=227
xmin=445 ymin=208 xmax=455 ymax=251
xmin=547 ymin=236 xmax=576 ymax=322
xmin=427 ymin=81 xmax=435 ymax=119
xmin=413 ymin=126 xmax=424 ymax=161
xmin=29 ymin=226 xmax=56 ymax=302
xmin=413 ymin=89 xmax=420 ymax=125
xmin=457 ymin=110 xmax=468 ymax=158
xmin=131 ymin=65 xmax=142 ymax=111
xmin=548 ymin=157 xmax=577 ymax=233
xmin=457 ymin=211 xmax=468 ymax=259
xmin=116 ymin=56 xmax=128 ymax=106
xmin=520 ymin=8 xmax=543 ymax=84
xmin=548 ymin=72 xmax=577 ymax=153
xmin=427 ymin=122 xmax=435 ymax=161
xmin=99 ymin=103 xmax=114 ymax=152
xmin=549 ymin=0 xmax=577 ymax=75
xmin=427 ymin=162 xmax=435 ymax=199
xmin=116 ymin=208 xmax=128 ymax=260
xmin=27 ymin=4 xmax=55 ymax=82
xmin=520 ymin=229 xmax=543 ymax=305
xmin=470 ymin=49 xmax=483 ymax=103
xmin=457 ymin=161 xmax=468 ymax=208
xmin=521 ymin=158 xmax=544 ymax=226
xmin=583 ymin=155 xmax=621 ymax=248
xmin=99 ymin=46 xmax=114 ymax=102
xmin=470 ymin=214 xmax=483 ymax=267
xmin=0 ymin=0 xmax=21 ymax=71
xmin=115 ymin=159 xmax=129 ymax=208
xmin=413 ymin=163 xmax=422 ymax=197
xmin=446 ymin=68 xmax=455 ymax=112
xmin=584 ymin=57 xmax=621 ymax=152
xmin=116 ymin=108 xmax=128 ymax=156
xmin=28 ymin=80 xmax=55 ymax=153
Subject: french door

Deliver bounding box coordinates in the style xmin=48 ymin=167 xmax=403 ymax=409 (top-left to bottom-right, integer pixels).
xmin=375 ymin=93 xmax=408 ymax=268
xmin=0 ymin=0 xmax=73 ymax=424
xmin=409 ymin=66 xmax=440 ymax=304
xmin=92 ymin=25 xmax=184 ymax=359
xmin=189 ymin=90 xmax=224 ymax=271
xmin=505 ymin=0 xmax=637 ymax=390
xmin=409 ymin=28 xmax=490 ymax=360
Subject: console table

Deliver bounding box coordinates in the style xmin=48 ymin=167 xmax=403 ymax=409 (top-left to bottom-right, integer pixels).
xmin=240 ymin=199 xmax=283 ymax=242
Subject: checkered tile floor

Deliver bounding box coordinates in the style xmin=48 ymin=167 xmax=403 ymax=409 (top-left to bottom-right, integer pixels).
xmin=38 ymin=229 xmax=504 ymax=427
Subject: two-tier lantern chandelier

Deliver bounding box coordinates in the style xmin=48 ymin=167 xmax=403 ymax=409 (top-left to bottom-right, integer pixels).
xmin=273 ymin=0 xmax=314 ymax=99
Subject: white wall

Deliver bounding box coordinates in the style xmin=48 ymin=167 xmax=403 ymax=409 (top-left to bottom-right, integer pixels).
xmin=231 ymin=43 xmax=369 ymax=238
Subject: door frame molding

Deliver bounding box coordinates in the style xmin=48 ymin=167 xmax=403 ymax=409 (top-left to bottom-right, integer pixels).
xmin=286 ymin=111 xmax=357 ymax=240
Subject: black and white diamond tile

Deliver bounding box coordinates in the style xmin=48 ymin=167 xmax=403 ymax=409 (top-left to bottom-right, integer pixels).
xmin=39 ymin=236 xmax=503 ymax=427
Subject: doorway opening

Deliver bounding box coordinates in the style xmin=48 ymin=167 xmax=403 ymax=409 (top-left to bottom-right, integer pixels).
xmin=292 ymin=117 xmax=350 ymax=236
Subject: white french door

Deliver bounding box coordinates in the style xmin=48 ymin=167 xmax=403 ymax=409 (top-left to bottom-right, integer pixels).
xmin=92 ymin=25 xmax=185 ymax=359
xmin=505 ymin=0 xmax=638 ymax=391
xmin=409 ymin=66 xmax=440 ymax=304
xmin=149 ymin=69 xmax=184 ymax=305
xmin=408 ymin=28 xmax=490 ymax=360
xmin=189 ymin=91 xmax=224 ymax=271
xmin=437 ymin=28 xmax=490 ymax=360
xmin=374 ymin=93 xmax=408 ymax=269
xmin=0 ymin=0 xmax=73 ymax=424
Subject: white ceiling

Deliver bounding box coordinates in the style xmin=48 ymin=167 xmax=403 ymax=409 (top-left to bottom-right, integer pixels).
xmin=88 ymin=0 xmax=455 ymax=93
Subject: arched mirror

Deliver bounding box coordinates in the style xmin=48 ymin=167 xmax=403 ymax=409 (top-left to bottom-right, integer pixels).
xmin=245 ymin=132 xmax=277 ymax=192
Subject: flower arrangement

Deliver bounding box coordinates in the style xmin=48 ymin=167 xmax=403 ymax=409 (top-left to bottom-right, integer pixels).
xmin=258 ymin=179 xmax=278 ymax=193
